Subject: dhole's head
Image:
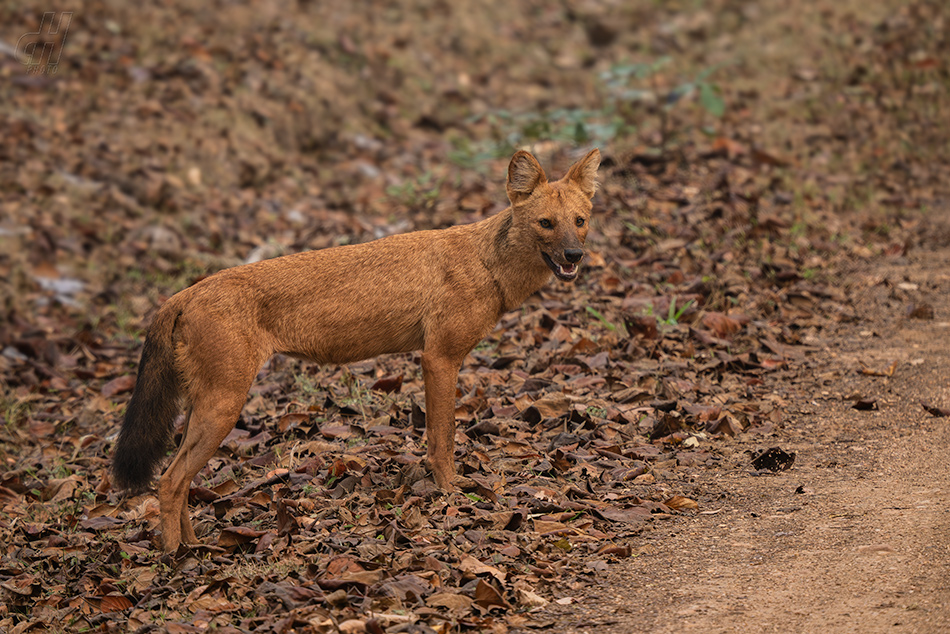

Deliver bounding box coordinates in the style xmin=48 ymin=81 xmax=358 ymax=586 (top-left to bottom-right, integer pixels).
xmin=506 ymin=148 xmax=600 ymax=282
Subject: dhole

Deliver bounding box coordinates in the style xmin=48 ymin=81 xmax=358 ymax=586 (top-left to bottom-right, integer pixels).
xmin=112 ymin=149 xmax=600 ymax=551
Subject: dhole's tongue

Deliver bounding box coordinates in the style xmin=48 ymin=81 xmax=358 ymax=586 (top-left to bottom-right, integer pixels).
xmin=560 ymin=263 xmax=576 ymax=275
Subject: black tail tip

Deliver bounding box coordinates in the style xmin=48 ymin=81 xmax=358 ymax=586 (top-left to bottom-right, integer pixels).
xmin=111 ymin=452 xmax=155 ymax=495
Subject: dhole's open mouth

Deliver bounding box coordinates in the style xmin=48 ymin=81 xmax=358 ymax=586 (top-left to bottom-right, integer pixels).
xmin=541 ymin=251 xmax=579 ymax=282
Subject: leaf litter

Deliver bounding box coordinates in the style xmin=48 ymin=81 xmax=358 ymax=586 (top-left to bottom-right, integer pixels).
xmin=2 ymin=0 xmax=949 ymax=631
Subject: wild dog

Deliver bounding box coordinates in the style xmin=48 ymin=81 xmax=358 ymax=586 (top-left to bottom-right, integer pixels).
xmin=112 ymin=148 xmax=600 ymax=551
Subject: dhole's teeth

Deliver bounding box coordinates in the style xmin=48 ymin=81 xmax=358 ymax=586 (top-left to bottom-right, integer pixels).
xmin=560 ymin=263 xmax=576 ymax=274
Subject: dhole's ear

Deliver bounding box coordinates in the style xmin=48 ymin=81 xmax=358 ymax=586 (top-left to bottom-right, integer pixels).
xmin=565 ymin=148 xmax=601 ymax=199
xmin=506 ymin=151 xmax=547 ymax=205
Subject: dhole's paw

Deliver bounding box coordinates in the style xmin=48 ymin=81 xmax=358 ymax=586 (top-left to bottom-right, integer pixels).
xmin=429 ymin=467 xmax=461 ymax=492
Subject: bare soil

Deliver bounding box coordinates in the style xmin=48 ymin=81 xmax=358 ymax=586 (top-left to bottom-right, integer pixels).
xmin=543 ymin=248 xmax=950 ymax=633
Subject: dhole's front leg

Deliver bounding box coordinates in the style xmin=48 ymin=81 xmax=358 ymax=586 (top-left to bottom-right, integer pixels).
xmin=421 ymin=351 xmax=464 ymax=489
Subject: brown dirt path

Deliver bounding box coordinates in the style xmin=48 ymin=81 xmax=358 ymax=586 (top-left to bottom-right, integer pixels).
xmin=541 ymin=249 xmax=950 ymax=633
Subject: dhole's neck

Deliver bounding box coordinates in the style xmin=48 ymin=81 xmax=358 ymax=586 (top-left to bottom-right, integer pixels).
xmin=475 ymin=207 xmax=552 ymax=312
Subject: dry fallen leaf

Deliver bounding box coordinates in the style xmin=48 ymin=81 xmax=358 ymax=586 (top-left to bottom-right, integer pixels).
xmin=474 ymin=579 xmax=510 ymax=610
xmin=907 ymin=303 xmax=934 ymax=320
xmin=515 ymin=585 xmax=549 ymax=608
xmin=663 ymin=495 xmax=699 ymax=511
xmin=921 ymin=402 xmax=950 ymax=417
xmin=99 ymin=594 xmax=134 ymax=613
xmin=101 ymin=374 xmax=136 ymax=397
xmin=859 ymin=360 xmax=897 ymax=377
xmin=701 ymin=312 xmax=743 ymax=339
xmin=427 ymin=592 xmax=475 ymax=611
xmin=459 ymin=554 xmax=507 ymax=582
xmin=751 ymin=447 xmax=796 ymax=471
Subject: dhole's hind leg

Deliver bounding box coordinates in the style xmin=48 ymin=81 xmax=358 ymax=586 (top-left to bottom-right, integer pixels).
xmin=157 ymin=387 xmax=248 ymax=552
xmin=174 ymin=408 xmax=197 ymax=544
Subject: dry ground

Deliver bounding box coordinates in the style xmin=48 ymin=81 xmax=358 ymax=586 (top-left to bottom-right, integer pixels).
xmin=545 ymin=247 xmax=950 ymax=633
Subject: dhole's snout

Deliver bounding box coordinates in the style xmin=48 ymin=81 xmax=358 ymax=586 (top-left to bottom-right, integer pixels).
xmin=564 ymin=248 xmax=584 ymax=263
xmin=542 ymin=247 xmax=585 ymax=282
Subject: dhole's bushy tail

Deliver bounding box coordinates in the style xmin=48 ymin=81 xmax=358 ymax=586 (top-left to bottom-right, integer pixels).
xmin=112 ymin=308 xmax=182 ymax=493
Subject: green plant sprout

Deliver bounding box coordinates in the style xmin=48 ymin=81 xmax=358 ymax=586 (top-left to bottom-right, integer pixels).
xmin=662 ymin=297 xmax=695 ymax=326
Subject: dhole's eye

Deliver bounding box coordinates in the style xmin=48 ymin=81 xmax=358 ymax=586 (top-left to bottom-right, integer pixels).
xmin=539 ymin=219 xmax=553 ymax=229
xmin=575 ymin=217 xmax=585 ymax=227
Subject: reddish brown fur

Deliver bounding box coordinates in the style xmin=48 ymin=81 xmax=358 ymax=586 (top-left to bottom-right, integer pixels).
xmin=112 ymin=149 xmax=600 ymax=551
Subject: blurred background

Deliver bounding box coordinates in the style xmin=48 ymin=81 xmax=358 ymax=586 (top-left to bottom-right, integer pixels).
xmin=2 ymin=0 xmax=947 ymax=329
